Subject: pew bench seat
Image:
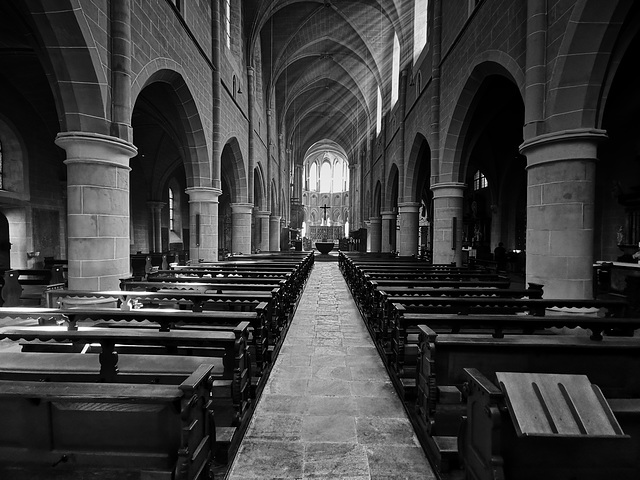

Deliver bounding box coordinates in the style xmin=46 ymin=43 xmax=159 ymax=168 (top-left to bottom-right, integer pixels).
xmin=0 ymin=366 xmax=215 ymax=479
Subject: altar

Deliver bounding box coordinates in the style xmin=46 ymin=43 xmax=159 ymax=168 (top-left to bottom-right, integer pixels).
xmin=308 ymin=225 xmax=343 ymax=243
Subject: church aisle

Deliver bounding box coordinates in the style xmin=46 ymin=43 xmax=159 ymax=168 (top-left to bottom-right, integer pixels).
xmin=227 ymin=260 xmax=435 ymax=479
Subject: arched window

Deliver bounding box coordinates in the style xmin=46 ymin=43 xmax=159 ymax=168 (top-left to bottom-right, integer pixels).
xmin=376 ymin=87 xmax=382 ymax=135
xmin=391 ymin=32 xmax=400 ymax=108
xmin=413 ymin=0 xmax=428 ymax=63
xmin=309 ymin=162 xmax=318 ymax=191
xmin=473 ymin=170 xmax=488 ymax=191
xmin=320 ymin=161 xmax=332 ymax=192
xmin=168 ymin=187 xmax=175 ymax=231
xmin=333 ymin=159 xmax=343 ymax=191
xmin=224 ymin=0 xmax=231 ymax=49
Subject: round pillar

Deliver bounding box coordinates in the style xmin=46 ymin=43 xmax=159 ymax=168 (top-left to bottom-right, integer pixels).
xmin=431 ymin=182 xmax=465 ymax=266
xmin=269 ymin=215 xmax=282 ymax=251
xmin=185 ymin=187 xmax=221 ymax=263
xmin=369 ymin=217 xmax=382 ymax=253
xmin=231 ymin=203 xmax=253 ymax=255
xmin=520 ymin=129 xmax=606 ymax=299
xmin=55 ymin=131 xmax=137 ymax=290
xmin=398 ymin=202 xmax=421 ymax=257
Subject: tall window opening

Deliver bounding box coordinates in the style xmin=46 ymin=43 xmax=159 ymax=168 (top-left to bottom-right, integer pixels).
xmin=309 ymin=161 xmax=318 ymax=191
xmin=391 ymin=33 xmax=400 ymax=108
xmin=320 ymin=160 xmax=332 ymax=192
xmin=473 ymin=170 xmax=488 ymax=191
xmin=168 ymin=187 xmax=175 ymax=231
xmin=224 ymin=0 xmax=231 ymax=49
xmin=413 ymin=0 xmax=428 ymax=63
xmin=376 ymin=87 xmax=382 ymax=135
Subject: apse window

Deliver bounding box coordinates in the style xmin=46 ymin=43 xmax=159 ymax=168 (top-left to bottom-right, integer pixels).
xmin=473 ymin=170 xmax=488 ymax=190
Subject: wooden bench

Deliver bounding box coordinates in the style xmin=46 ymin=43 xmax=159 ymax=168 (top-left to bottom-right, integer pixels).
xmin=0 ymin=322 xmax=252 ymax=427
xmin=461 ymin=368 xmax=637 ymax=480
xmin=0 ymin=365 xmax=216 ymax=479
xmin=0 ymin=267 xmax=66 ymax=307
xmin=414 ymin=326 xmax=640 ymax=473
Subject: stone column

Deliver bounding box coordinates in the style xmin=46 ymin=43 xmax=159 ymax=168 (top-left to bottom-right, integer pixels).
xmin=398 ymin=202 xmax=420 ymax=257
xmin=231 ymin=203 xmax=253 ymax=255
xmin=369 ymin=217 xmax=382 ymax=253
xmin=55 ymin=131 xmax=137 ymax=290
xmin=431 ymin=182 xmax=465 ymax=265
xmin=255 ymin=210 xmax=271 ymax=252
xmin=147 ymin=201 xmax=164 ymax=253
xmin=381 ymin=211 xmax=397 ymax=253
xmin=520 ymin=129 xmax=606 ymax=299
xmin=186 ymin=187 xmax=221 ymax=263
xmin=269 ymin=215 xmax=281 ymax=251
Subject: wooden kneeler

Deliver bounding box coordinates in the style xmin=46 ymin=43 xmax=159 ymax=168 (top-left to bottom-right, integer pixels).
xmin=461 ymin=370 xmax=635 ymax=480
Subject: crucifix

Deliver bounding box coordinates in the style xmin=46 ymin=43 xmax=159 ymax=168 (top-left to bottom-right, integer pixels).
xmin=320 ymin=204 xmax=330 ymax=226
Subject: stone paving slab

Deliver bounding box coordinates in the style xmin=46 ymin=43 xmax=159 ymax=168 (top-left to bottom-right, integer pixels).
xmin=227 ymin=261 xmax=435 ymax=479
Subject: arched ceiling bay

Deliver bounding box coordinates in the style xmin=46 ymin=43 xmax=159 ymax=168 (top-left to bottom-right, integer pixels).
xmin=245 ymin=0 xmax=403 ymax=164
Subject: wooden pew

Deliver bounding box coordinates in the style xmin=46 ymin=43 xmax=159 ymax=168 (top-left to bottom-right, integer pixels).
xmin=413 ymin=326 xmax=640 ymax=473
xmin=461 ymin=368 xmax=637 ymax=480
xmin=0 ymin=323 xmax=252 ymax=427
xmin=0 ymin=267 xmax=66 ymax=307
xmin=0 ymin=365 xmax=216 ymax=479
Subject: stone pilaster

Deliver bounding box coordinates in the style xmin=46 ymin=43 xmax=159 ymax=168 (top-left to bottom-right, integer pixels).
xmin=186 ymin=187 xmax=221 ymax=262
xmin=521 ymin=128 xmax=606 ymax=298
xmin=255 ymin=210 xmax=271 ymax=252
xmin=398 ymin=202 xmax=421 ymax=257
xmin=431 ymin=182 xmax=465 ymax=265
xmin=147 ymin=201 xmax=164 ymax=253
xmin=55 ymin=131 xmax=137 ymax=290
xmin=381 ymin=211 xmax=397 ymax=253
xmin=369 ymin=217 xmax=382 ymax=253
xmin=231 ymin=203 xmax=253 ymax=255
xmin=270 ymin=215 xmax=282 ymax=251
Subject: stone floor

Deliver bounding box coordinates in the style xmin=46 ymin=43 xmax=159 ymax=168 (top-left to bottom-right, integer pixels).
xmin=227 ymin=260 xmax=435 ymax=479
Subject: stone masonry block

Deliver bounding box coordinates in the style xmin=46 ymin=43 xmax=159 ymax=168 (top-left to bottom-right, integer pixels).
xmin=67 ymin=163 xmax=120 ymax=188
xmin=527 ymin=204 xmax=586 ymax=230
xmin=81 ymin=257 xmax=130 ymax=277
xmin=528 ymin=160 xmax=590 ymax=185
xmin=82 ymin=187 xmax=128 ymax=215
xmin=526 ymin=229 xmax=551 ymax=255
xmin=97 ymin=215 xmax=129 ymax=237
xmin=70 ymin=237 xmax=116 ymax=260
xmin=67 ymin=215 xmax=98 ymax=238
xmin=549 ymin=230 xmax=593 ymax=257
xmin=542 ymin=181 xmax=593 ymax=205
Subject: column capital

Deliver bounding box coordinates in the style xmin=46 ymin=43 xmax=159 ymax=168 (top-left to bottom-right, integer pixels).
xmin=270 ymin=214 xmax=282 ymax=222
xmin=56 ymin=131 xmax=137 ymax=169
xmin=230 ymin=202 xmax=254 ymax=215
xmin=431 ymin=182 xmax=466 ymax=198
xmin=398 ymin=202 xmax=421 ymax=213
xmin=520 ymin=128 xmax=608 ymax=168
xmin=185 ymin=186 xmax=222 ymax=203
xmin=381 ymin=211 xmax=397 ymax=220
xmin=255 ymin=210 xmax=271 ymax=219
xmin=369 ymin=216 xmax=382 ymax=225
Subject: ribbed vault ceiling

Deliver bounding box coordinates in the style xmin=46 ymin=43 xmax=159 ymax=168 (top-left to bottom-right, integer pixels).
xmin=246 ymin=0 xmax=404 ymax=164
